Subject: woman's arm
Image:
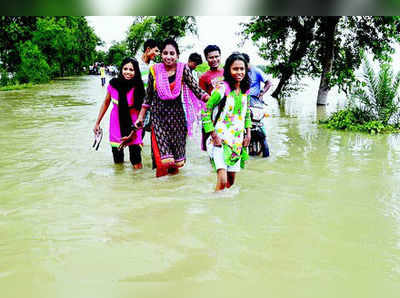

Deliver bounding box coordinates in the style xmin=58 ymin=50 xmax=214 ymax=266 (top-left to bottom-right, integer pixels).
xmin=136 ymin=71 xmax=154 ymax=128
xmin=93 ymin=92 xmax=111 ymax=133
xmin=183 ymin=65 xmax=209 ymax=102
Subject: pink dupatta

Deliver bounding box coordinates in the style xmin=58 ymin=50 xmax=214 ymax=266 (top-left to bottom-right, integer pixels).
xmin=182 ymin=69 xmax=206 ymax=137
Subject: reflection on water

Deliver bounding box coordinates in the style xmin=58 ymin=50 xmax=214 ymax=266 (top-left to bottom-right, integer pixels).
xmin=1 ymin=76 xmax=400 ymax=297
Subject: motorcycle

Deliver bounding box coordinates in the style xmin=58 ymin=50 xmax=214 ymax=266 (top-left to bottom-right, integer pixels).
xmin=248 ymin=102 xmax=270 ymax=157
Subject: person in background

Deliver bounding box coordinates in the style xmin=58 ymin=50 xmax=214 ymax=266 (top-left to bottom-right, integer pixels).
xmin=138 ymin=39 xmax=160 ymax=136
xmin=100 ymin=63 xmax=106 ymax=87
xmin=183 ymin=52 xmax=205 ymax=136
xmin=202 ymin=53 xmax=251 ymax=191
xmin=242 ymin=53 xmax=272 ymax=157
xmin=187 ymin=52 xmax=203 ymax=82
xmin=139 ymin=39 xmax=160 ymax=86
xmin=199 ymin=45 xmax=224 ymax=96
xmin=241 ymin=53 xmax=272 ymax=107
xmin=93 ymin=57 xmax=145 ymax=170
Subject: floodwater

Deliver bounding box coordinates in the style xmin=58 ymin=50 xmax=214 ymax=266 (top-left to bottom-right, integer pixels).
xmin=1 ymin=75 xmax=400 ymax=297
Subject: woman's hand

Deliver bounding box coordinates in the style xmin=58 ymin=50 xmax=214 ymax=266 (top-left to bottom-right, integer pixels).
xmin=118 ymin=131 xmax=134 ymax=151
xmin=243 ymin=134 xmax=251 ymax=147
xmin=135 ymin=117 xmax=144 ymax=129
xmin=93 ymin=123 xmax=100 ymax=135
xmin=211 ymin=131 xmax=222 ymax=147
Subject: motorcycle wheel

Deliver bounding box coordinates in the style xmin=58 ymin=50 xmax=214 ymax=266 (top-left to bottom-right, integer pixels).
xmin=249 ymin=138 xmax=263 ymax=156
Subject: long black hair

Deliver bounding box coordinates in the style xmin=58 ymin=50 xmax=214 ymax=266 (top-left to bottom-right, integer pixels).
xmin=116 ymin=57 xmax=145 ymax=110
xmin=223 ymin=53 xmax=250 ymax=94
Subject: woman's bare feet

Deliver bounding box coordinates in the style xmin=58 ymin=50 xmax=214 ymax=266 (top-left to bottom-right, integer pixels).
xmin=133 ymin=163 xmax=143 ymax=169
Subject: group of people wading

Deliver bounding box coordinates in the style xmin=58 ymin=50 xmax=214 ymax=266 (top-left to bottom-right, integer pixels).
xmin=94 ymin=38 xmax=271 ymax=191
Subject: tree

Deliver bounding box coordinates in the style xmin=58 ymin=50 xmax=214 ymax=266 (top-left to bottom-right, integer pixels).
xmin=32 ymin=17 xmax=100 ymax=77
xmin=0 ymin=16 xmax=38 ymax=73
xmin=353 ymin=56 xmax=400 ymax=125
xmin=314 ymin=17 xmax=340 ymax=105
xmin=241 ymin=16 xmax=400 ymax=105
xmin=126 ymin=17 xmax=155 ymax=57
xmin=312 ymin=16 xmax=400 ymax=105
xmin=241 ymin=17 xmax=318 ymax=102
xmin=95 ymin=50 xmax=107 ymax=64
xmin=0 ymin=16 xmax=100 ymax=85
xmin=106 ymin=42 xmax=128 ymax=66
xmin=16 ymin=40 xmax=50 ymax=84
xmin=71 ymin=17 xmax=102 ymax=72
xmin=126 ymin=16 xmax=197 ymax=56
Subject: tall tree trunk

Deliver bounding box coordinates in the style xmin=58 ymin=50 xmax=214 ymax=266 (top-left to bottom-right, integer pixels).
xmin=271 ymin=17 xmax=317 ymax=102
xmin=317 ymin=17 xmax=340 ymax=105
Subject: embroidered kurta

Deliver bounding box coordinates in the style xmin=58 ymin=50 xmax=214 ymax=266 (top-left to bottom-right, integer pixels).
xmin=142 ymin=63 xmax=208 ymax=168
xmin=202 ymin=82 xmax=251 ymax=168
xmin=108 ymin=84 xmax=143 ymax=147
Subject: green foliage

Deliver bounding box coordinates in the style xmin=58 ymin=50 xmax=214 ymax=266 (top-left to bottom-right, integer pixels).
xmin=320 ymin=109 xmax=358 ymax=130
xmin=0 ymin=83 xmax=33 ymax=91
xmin=126 ymin=17 xmax=155 ymax=56
xmin=32 ymin=17 xmax=100 ymax=77
xmin=153 ymin=16 xmax=197 ymax=40
xmin=0 ymin=16 xmax=100 ymax=86
xmin=354 ymin=57 xmax=400 ymax=125
xmin=0 ymin=69 xmax=15 ymax=86
xmin=95 ymin=50 xmax=107 ymax=64
xmin=194 ymin=62 xmax=210 ymax=74
xmin=0 ymin=16 xmax=37 ymax=73
xmin=241 ymin=16 xmax=318 ymax=99
xmin=106 ymin=42 xmax=128 ymax=67
xmin=320 ymin=109 xmax=396 ymax=134
xmin=320 ymin=56 xmax=400 ymax=134
xmin=320 ymin=16 xmax=400 ymax=94
xmin=126 ymin=16 xmax=197 ymax=56
xmin=240 ymin=16 xmax=400 ymax=100
xmin=16 ymin=40 xmax=50 ymax=84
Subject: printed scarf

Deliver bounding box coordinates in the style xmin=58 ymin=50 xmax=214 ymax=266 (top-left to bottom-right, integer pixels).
xmin=154 ymin=62 xmax=185 ymax=100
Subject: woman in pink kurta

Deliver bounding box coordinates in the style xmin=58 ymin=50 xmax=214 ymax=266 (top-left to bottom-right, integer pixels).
xmin=94 ymin=57 xmax=146 ymax=169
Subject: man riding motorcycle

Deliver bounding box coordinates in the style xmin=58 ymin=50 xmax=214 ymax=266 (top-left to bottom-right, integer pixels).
xmin=242 ymin=53 xmax=272 ymax=157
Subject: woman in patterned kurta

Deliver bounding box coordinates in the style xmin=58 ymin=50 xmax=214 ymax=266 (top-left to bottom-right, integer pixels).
xmin=202 ymin=53 xmax=252 ymax=191
xmin=135 ymin=39 xmax=209 ymax=177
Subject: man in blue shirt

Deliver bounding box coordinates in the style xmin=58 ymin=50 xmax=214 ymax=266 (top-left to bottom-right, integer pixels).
xmin=242 ymin=53 xmax=272 ymax=107
xmin=242 ymin=53 xmax=272 ymax=157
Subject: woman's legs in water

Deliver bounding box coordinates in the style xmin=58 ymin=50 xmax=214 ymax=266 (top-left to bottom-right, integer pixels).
xmin=216 ymin=169 xmax=228 ymax=191
xmin=112 ymin=147 xmax=124 ymax=163
xmin=128 ymin=145 xmax=142 ymax=169
xmin=111 ymin=146 xmax=142 ymax=169
xmin=227 ymin=172 xmax=236 ymax=188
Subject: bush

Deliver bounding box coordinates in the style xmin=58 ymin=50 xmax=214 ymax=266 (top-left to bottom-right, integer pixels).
xmin=0 ymin=69 xmax=15 ymax=86
xmin=320 ymin=56 xmax=400 ymax=134
xmin=320 ymin=108 xmax=397 ymax=133
xmin=15 ymin=40 xmax=51 ymax=84
xmin=352 ymin=57 xmax=400 ymax=125
xmin=195 ymin=62 xmax=210 ymax=74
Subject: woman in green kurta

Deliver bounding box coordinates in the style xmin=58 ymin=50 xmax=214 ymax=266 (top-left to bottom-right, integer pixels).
xmin=202 ymin=53 xmax=252 ymax=191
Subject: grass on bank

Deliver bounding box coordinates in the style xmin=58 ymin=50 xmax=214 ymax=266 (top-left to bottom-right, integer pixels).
xmin=0 ymin=83 xmax=35 ymax=91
